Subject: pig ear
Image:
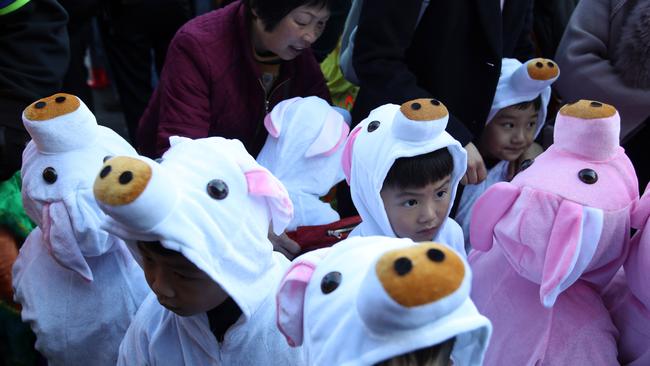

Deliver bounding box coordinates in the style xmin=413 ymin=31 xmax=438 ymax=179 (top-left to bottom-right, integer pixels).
xmin=470 ymin=182 xmax=521 ymax=251
xmin=305 ymin=109 xmax=350 ymax=158
xmin=245 ymin=168 xmax=294 ymax=235
xmin=341 ymin=126 xmax=362 ymax=184
xmin=631 ymin=187 xmax=650 ymax=229
xmin=276 ymin=249 xmax=328 ymax=347
xmin=540 ymin=201 xmax=603 ymax=307
xmin=264 ymin=97 xmax=303 ymax=138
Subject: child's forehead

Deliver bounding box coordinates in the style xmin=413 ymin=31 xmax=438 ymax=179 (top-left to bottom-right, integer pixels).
xmin=384 ymin=175 xmax=452 ymax=194
xmin=137 ymin=242 xmax=199 ymax=269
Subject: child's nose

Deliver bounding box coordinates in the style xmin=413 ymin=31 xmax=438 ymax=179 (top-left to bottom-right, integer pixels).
xmin=151 ymin=269 xmax=175 ymax=299
xmin=419 ymin=203 xmax=439 ymax=224
xmin=512 ymin=128 xmax=526 ymax=143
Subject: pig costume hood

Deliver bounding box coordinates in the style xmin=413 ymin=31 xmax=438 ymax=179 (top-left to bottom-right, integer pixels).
xmin=93 ymin=136 xmax=302 ymax=365
xmin=12 ymin=93 xmax=149 ymax=365
xmin=257 ymin=96 xmax=350 ymax=230
xmin=342 ymin=99 xmax=467 ymax=255
xmin=469 ymin=100 xmax=638 ymax=365
xmin=456 ymin=58 xmax=559 ymax=247
xmin=276 ymin=236 xmax=491 ymax=366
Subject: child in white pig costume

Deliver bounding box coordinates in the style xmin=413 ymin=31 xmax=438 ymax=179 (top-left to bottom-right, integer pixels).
xmin=468 ymin=100 xmax=639 ymax=365
xmin=92 ymin=136 xmax=303 ymax=365
xmin=276 ymin=236 xmax=491 ymax=365
xmin=605 ymin=184 xmax=650 ymax=365
xmin=11 ymin=93 xmax=149 ymax=366
xmin=455 ymin=57 xmax=559 ymax=247
xmin=342 ymin=98 xmax=468 ymax=255
xmin=257 ymin=96 xmax=350 ymax=231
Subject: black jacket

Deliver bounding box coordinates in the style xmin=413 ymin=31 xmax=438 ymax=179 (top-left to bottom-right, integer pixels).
xmin=350 ymin=0 xmax=535 ymax=145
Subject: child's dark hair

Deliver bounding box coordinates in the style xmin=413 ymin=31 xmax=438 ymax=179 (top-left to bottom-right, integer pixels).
xmin=383 ymin=148 xmax=454 ymax=190
xmin=375 ymin=337 xmax=456 ymax=366
xmin=137 ymin=240 xmax=181 ymax=257
xmin=244 ymin=0 xmax=336 ymax=31
xmin=511 ymin=95 xmax=542 ymax=112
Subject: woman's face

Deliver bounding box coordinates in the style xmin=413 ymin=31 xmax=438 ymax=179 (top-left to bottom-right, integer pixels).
xmin=251 ymin=4 xmax=330 ymax=60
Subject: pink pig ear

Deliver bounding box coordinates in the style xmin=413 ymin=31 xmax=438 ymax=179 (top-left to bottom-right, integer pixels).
xmin=341 ymin=126 xmax=362 ymax=184
xmin=276 ymin=260 xmax=316 ymax=347
xmin=470 ymin=182 xmax=521 ymax=251
xmin=264 ymin=97 xmax=303 ymax=138
xmin=245 ymin=168 xmax=294 ymax=235
xmin=540 ymin=201 xmax=603 ymax=307
xmin=305 ymin=109 xmax=350 ymax=158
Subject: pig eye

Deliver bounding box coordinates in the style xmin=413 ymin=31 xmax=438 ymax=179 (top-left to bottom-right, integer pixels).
xmin=367 ymin=120 xmax=380 ymax=132
xmin=578 ymin=169 xmax=598 ymax=184
xmin=321 ymin=271 xmax=342 ymax=294
xmin=42 ymin=167 xmax=57 ymax=184
xmin=206 ymin=179 xmax=229 ymax=200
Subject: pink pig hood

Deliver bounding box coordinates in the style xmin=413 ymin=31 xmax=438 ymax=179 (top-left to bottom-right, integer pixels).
xmin=276 ymin=236 xmax=491 ymax=366
xmin=468 ymin=100 xmax=639 ymax=365
xmin=257 ymin=96 xmax=350 ymax=230
xmin=342 ymin=99 xmax=467 ymax=254
xmin=12 ymin=93 xmax=148 ymax=366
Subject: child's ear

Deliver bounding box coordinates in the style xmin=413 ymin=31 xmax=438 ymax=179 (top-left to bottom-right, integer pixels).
xmin=341 ymin=126 xmax=362 ymax=184
xmin=264 ymin=97 xmax=302 ymax=138
xmin=304 ymin=109 xmax=350 ymax=158
xmin=244 ymin=167 xmax=293 ymax=235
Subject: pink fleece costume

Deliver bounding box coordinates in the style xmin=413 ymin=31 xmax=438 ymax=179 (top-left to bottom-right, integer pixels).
xmin=468 ymin=100 xmax=639 ymax=365
xmin=605 ymin=185 xmax=650 ymax=365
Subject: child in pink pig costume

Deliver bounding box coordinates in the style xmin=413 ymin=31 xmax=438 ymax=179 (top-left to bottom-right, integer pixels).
xmin=605 ymin=185 xmax=650 ymax=365
xmin=468 ymin=99 xmax=639 ymax=365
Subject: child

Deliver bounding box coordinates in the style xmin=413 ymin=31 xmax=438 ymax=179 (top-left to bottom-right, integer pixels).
xmin=468 ymin=100 xmax=638 ymax=365
xmin=455 ymin=58 xmax=560 ymax=246
xmin=257 ymin=96 xmax=350 ymax=231
xmin=92 ymin=136 xmax=303 ymax=365
xmin=341 ymin=98 xmax=467 ymax=255
xmin=11 ymin=93 xmax=149 ymax=366
xmin=276 ymin=235 xmax=492 ymax=365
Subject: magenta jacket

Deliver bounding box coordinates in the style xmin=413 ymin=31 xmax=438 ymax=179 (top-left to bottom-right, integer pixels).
xmin=136 ymin=1 xmax=331 ymax=158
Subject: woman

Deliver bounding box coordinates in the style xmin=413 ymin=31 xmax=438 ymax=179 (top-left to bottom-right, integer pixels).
xmin=137 ymin=0 xmax=333 ymax=158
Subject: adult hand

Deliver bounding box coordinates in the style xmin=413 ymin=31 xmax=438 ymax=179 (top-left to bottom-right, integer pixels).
xmin=460 ymin=142 xmax=487 ymax=185
xmin=268 ymin=227 xmax=301 ymax=260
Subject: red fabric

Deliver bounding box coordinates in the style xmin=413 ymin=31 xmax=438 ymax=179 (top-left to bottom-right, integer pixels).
xmin=136 ymin=1 xmax=331 ymax=158
xmin=287 ymin=216 xmax=361 ymax=253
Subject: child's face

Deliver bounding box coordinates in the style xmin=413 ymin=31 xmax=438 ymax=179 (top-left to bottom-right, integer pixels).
xmin=138 ymin=242 xmax=229 ymax=317
xmin=380 ymin=175 xmax=452 ymax=242
xmin=480 ymin=104 xmax=538 ymax=162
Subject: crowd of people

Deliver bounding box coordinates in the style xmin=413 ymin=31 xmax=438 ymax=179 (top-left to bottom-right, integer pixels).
xmin=1 ymin=0 xmax=648 ymax=365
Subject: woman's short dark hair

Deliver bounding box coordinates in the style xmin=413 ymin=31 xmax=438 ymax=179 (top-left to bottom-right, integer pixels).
xmin=244 ymin=0 xmax=335 ymax=31
xmin=383 ymin=148 xmax=455 ymax=190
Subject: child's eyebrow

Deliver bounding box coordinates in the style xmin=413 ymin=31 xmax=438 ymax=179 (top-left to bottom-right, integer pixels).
xmin=434 ymin=178 xmax=451 ymax=191
xmin=396 ymin=190 xmax=424 ymax=198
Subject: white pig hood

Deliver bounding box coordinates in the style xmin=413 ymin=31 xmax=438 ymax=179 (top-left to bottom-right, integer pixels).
xmin=257 ymin=96 xmax=350 ymax=230
xmin=93 ymin=136 xmax=294 ymax=320
xmin=342 ymin=99 xmax=467 ymax=239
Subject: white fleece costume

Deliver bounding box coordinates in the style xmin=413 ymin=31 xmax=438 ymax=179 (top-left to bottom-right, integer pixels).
xmin=12 ymin=94 xmax=149 ymax=366
xmin=257 ymin=96 xmax=350 ymax=230
xmin=276 ymin=236 xmax=492 ymax=365
xmin=455 ymin=58 xmax=560 ymax=247
xmin=342 ymin=99 xmax=467 ymax=255
xmin=92 ymin=136 xmax=303 ymax=365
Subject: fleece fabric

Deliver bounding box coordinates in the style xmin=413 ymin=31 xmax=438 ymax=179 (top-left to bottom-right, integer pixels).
xmin=94 ymin=136 xmax=303 ymax=365
xmin=343 ymin=102 xmax=467 ymax=255
xmin=276 ymin=236 xmax=491 ymax=366
xmin=468 ymin=101 xmax=638 ymax=365
xmin=257 ymin=96 xmax=349 ymax=230
xmin=12 ymin=94 xmax=148 ymax=366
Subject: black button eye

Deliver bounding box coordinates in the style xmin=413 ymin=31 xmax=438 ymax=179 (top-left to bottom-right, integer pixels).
xmin=519 ymin=158 xmax=534 ymax=172
xmin=321 ymin=271 xmax=342 ymax=294
xmin=578 ymin=169 xmax=598 ymax=184
xmin=207 ymin=179 xmax=229 ymax=200
xmin=394 ymin=257 xmax=412 ymax=276
xmin=103 ymin=155 xmax=112 ymax=163
xmin=367 ymin=120 xmax=380 ymax=132
xmin=42 ymin=167 xmax=57 ymax=184
xmin=427 ymin=248 xmax=445 ymax=262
